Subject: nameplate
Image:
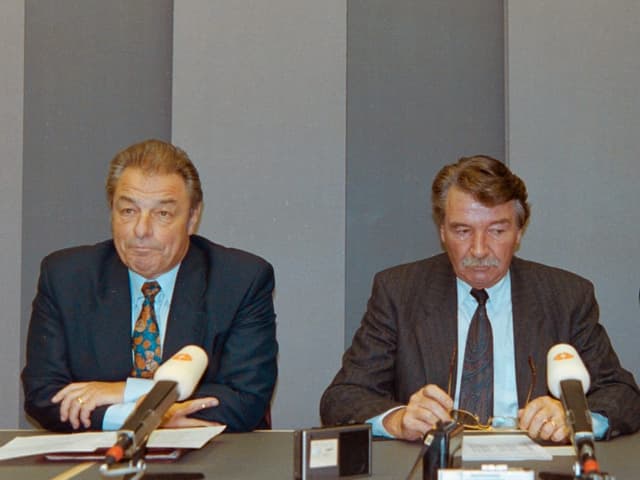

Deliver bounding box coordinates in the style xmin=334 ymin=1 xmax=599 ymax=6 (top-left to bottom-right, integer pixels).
xmin=439 ymin=465 xmax=534 ymax=479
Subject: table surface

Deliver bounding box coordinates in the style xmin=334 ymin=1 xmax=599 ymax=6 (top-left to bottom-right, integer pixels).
xmin=0 ymin=429 xmax=638 ymax=479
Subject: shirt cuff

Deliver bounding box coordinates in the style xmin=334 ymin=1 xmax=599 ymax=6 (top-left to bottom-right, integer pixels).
xmin=102 ymin=377 xmax=155 ymax=430
xmin=102 ymin=402 xmax=136 ymax=431
xmin=123 ymin=377 xmax=154 ymax=403
xmin=366 ymin=408 xmax=608 ymax=440
xmin=591 ymin=411 xmax=609 ymax=440
xmin=366 ymin=406 xmax=405 ymax=438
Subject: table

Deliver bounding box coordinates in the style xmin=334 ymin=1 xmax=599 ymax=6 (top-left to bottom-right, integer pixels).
xmin=0 ymin=430 xmax=638 ymax=479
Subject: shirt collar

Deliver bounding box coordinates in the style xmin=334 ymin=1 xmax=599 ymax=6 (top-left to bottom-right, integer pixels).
xmin=456 ymin=271 xmax=511 ymax=308
xmin=128 ymin=263 xmax=181 ymax=301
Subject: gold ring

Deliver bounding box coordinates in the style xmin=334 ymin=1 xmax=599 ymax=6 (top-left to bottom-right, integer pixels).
xmin=77 ymin=397 xmax=84 ymax=405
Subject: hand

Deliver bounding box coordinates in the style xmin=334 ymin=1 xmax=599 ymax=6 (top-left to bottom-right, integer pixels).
xmin=383 ymin=384 xmax=453 ymax=441
xmin=160 ymin=397 xmax=222 ymax=428
xmin=518 ymin=395 xmax=569 ymax=443
xmin=52 ymin=381 xmax=126 ymax=430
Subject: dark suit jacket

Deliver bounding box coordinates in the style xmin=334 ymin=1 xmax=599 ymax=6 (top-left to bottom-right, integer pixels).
xmin=22 ymin=235 xmax=278 ymax=433
xmin=320 ymin=254 xmax=640 ymax=438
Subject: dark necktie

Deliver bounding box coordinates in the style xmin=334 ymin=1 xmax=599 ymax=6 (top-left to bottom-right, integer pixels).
xmin=458 ymin=288 xmax=493 ymax=424
xmin=131 ymin=281 xmax=162 ymax=378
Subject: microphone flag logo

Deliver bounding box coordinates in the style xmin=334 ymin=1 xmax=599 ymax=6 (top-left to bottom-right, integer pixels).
xmin=554 ymin=351 xmax=574 ymax=361
xmin=173 ymin=352 xmax=193 ymax=361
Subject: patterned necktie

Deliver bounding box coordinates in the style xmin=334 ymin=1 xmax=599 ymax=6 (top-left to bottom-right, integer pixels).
xmin=131 ymin=281 xmax=162 ymax=378
xmin=458 ymin=288 xmax=493 ymax=424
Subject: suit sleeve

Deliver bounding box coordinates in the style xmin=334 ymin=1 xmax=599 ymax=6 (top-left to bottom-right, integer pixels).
xmin=570 ymin=282 xmax=640 ymax=438
xmin=188 ymin=262 xmax=278 ymax=432
xmin=320 ymin=272 xmax=404 ymax=426
xmin=21 ymin=258 xmax=108 ymax=432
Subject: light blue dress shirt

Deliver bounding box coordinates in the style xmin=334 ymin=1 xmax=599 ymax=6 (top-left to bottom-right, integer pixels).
xmin=102 ymin=264 xmax=180 ymax=430
xmin=455 ymin=274 xmax=518 ymax=418
xmin=367 ymin=272 xmax=608 ymax=438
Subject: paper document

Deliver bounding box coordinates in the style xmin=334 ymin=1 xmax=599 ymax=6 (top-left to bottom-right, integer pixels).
xmin=0 ymin=425 xmax=225 ymax=461
xmin=462 ymin=434 xmax=553 ymax=461
xmin=544 ymin=445 xmax=575 ymax=457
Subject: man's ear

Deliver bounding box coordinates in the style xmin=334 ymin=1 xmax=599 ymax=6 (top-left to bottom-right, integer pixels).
xmin=515 ymin=227 xmax=523 ymax=247
xmin=188 ymin=203 xmax=203 ymax=234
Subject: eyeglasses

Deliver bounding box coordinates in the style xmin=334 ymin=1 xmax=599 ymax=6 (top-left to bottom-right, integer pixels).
xmin=447 ymin=347 xmax=537 ymax=431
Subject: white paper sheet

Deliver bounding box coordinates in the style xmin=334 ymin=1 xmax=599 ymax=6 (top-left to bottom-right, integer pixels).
xmin=543 ymin=445 xmax=575 ymax=457
xmin=0 ymin=425 xmax=226 ymax=461
xmin=462 ymin=434 xmax=553 ymax=461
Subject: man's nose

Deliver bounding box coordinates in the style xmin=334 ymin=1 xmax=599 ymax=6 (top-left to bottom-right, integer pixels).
xmin=470 ymin=232 xmax=489 ymax=258
xmin=134 ymin=212 xmax=152 ymax=238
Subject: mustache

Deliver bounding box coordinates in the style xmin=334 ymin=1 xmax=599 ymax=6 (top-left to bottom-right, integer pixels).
xmin=461 ymin=256 xmax=500 ymax=268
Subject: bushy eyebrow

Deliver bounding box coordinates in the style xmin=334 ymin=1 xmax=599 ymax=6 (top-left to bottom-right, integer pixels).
xmin=114 ymin=196 xmax=178 ymax=207
xmin=447 ymin=218 xmax=513 ymax=228
xmin=489 ymin=219 xmax=512 ymax=227
xmin=157 ymin=199 xmax=178 ymax=206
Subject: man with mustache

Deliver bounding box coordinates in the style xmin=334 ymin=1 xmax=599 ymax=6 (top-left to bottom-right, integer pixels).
xmin=320 ymin=155 xmax=640 ymax=442
xmin=22 ymin=139 xmax=277 ymax=433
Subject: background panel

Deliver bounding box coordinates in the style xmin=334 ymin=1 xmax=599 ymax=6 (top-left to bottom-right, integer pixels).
xmin=346 ymin=0 xmax=505 ymax=344
xmin=507 ymin=0 xmax=640 ymax=380
xmin=20 ymin=0 xmax=173 ymax=427
xmin=172 ymin=0 xmax=347 ymax=428
xmin=0 ymin=0 xmax=24 ymax=428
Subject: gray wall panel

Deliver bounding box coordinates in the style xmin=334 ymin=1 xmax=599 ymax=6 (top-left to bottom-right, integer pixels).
xmin=507 ymin=1 xmax=640 ymax=380
xmin=173 ymin=1 xmax=346 ymax=428
xmin=0 ymin=0 xmax=24 ymax=428
xmin=345 ymin=0 xmax=505 ymax=344
xmin=21 ymin=0 xmax=173 ymax=427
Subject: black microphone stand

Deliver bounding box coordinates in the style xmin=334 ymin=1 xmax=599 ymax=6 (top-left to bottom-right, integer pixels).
xmin=99 ymin=444 xmax=148 ymax=480
xmin=99 ymin=380 xmax=178 ymax=479
xmin=404 ymin=421 xmax=464 ymax=480
xmin=540 ymin=379 xmax=615 ymax=480
xmin=98 ymin=380 xmax=205 ymax=480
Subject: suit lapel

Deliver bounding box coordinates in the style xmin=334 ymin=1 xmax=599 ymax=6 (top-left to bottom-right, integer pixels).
xmin=163 ymin=240 xmax=209 ymax=359
xmin=414 ymin=255 xmax=458 ymax=395
xmin=510 ymin=257 xmax=546 ymax=405
xmin=92 ymin=251 xmax=132 ymax=376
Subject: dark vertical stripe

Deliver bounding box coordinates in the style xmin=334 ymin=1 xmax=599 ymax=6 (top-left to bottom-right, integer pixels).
xmin=21 ymin=0 xmax=174 ymax=427
xmin=345 ymin=0 xmax=505 ymax=346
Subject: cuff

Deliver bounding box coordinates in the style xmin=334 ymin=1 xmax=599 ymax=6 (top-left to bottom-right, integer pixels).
xmin=101 ymin=377 xmax=155 ymax=430
xmin=591 ymin=411 xmax=609 ymax=440
xmin=366 ymin=406 xmax=405 ymax=438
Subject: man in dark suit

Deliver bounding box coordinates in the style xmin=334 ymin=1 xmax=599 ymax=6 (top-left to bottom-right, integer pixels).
xmin=320 ymin=155 xmax=640 ymax=442
xmin=22 ymin=139 xmax=277 ymax=433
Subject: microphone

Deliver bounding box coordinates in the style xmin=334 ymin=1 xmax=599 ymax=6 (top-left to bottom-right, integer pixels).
xmin=104 ymin=345 xmax=208 ymax=465
xmin=546 ymin=343 xmax=599 ymax=475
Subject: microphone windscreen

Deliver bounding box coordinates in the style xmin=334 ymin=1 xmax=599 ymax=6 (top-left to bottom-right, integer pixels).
xmin=154 ymin=345 xmax=209 ymax=401
xmin=547 ymin=343 xmax=591 ymax=399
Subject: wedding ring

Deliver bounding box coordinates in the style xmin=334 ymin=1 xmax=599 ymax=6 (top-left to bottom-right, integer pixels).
xmin=201 ymin=403 xmax=207 ymax=409
xmin=77 ymin=397 xmax=84 ymax=405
